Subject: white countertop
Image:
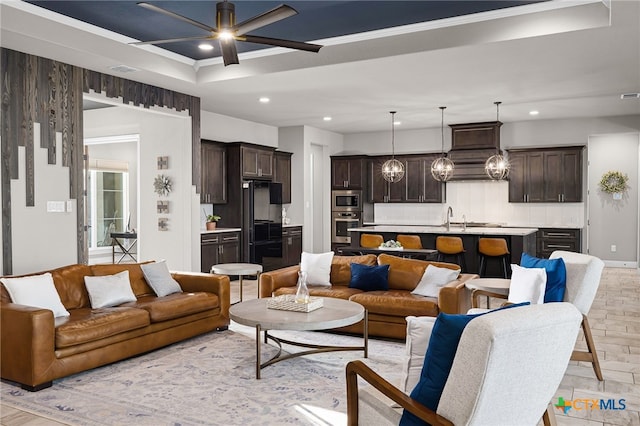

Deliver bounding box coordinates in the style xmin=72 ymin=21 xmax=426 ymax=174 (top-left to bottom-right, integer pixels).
xmin=283 ymin=223 xmax=303 ymax=228
xmin=201 ymin=228 xmax=242 ymax=234
xmin=348 ymin=225 xmax=538 ymax=236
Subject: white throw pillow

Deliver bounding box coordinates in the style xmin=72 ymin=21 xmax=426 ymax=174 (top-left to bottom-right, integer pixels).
xmin=1 ymin=272 xmax=70 ymax=317
xmin=300 ymin=251 xmax=334 ymax=286
xmin=508 ymin=264 xmax=546 ymax=304
xmin=411 ymin=265 xmax=460 ymax=298
xmin=84 ymin=270 xmax=137 ymax=309
xmin=140 ymin=260 xmax=182 ymax=297
xmin=401 ymin=316 xmax=437 ymax=394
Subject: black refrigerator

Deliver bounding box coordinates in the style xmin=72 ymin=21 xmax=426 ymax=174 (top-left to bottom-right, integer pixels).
xmin=242 ymin=181 xmax=283 ymax=270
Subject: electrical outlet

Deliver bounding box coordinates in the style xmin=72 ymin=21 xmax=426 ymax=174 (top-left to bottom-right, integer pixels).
xmin=611 ymin=245 xmax=617 ymax=252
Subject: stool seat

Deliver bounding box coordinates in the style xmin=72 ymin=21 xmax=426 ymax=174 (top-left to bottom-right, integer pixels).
xmin=435 ymin=236 xmax=467 ymax=271
xmin=360 ymin=234 xmax=384 ymax=248
xmin=478 ymin=237 xmax=510 ymax=278
xmin=396 ymin=235 xmax=422 ymax=249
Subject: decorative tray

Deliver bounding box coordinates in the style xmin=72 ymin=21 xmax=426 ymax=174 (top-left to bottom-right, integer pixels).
xmin=266 ymin=295 xmax=324 ymax=313
xmin=379 ymin=246 xmax=403 ymax=250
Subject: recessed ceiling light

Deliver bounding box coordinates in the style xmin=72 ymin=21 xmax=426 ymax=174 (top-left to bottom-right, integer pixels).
xmin=393 ymin=121 xmax=401 ymax=126
xmin=323 ymin=116 xmax=332 ymax=121
xmin=529 ymin=110 xmax=539 ymax=116
xmin=259 ymin=97 xmax=270 ymax=104
xmin=198 ymin=43 xmax=214 ymax=51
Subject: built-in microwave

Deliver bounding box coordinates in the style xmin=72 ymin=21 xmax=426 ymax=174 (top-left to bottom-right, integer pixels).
xmin=332 ymin=190 xmax=363 ymax=212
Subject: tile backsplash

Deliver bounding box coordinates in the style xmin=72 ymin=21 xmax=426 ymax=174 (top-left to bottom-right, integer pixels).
xmin=373 ymin=181 xmax=585 ymax=228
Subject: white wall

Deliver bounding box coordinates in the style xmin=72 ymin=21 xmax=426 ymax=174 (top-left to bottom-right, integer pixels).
xmin=84 ymin=104 xmax=195 ymax=271
xmin=588 ymin=133 xmax=639 ymax=267
xmin=200 ymin=110 xmax=278 ymax=147
xmin=11 ymin=127 xmax=78 ymax=274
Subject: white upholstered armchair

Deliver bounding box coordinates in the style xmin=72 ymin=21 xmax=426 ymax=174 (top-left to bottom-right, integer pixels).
xmin=346 ymin=303 xmax=583 ymax=426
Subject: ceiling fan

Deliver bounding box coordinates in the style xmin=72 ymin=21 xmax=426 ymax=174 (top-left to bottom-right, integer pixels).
xmin=132 ymin=1 xmax=323 ymax=66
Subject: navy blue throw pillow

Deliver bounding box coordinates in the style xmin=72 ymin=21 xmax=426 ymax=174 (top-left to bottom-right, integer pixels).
xmin=521 ymin=252 xmax=567 ymax=303
xmin=348 ymin=263 xmax=389 ymax=291
xmin=400 ymin=302 xmax=530 ymax=426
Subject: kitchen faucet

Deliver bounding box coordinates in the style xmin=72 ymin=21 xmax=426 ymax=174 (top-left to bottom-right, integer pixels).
xmin=446 ymin=206 xmax=453 ymax=231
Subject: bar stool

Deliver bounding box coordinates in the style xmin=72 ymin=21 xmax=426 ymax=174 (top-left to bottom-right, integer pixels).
xmin=396 ymin=235 xmax=422 ymax=249
xmin=360 ymin=234 xmax=384 ymax=248
xmin=478 ymin=237 xmax=510 ymax=278
xmin=436 ymin=236 xmax=467 ymax=271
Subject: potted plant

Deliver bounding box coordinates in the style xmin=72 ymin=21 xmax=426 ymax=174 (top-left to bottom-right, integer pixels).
xmin=205 ymin=214 xmax=221 ymax=230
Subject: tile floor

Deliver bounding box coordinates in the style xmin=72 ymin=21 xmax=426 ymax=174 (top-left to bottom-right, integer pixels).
xmin=2 ymin=269 xmax=639 ymax=425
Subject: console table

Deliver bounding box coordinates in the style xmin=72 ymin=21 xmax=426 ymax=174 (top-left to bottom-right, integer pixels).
xmin=111 ymin=232 xmax=137 ymax=264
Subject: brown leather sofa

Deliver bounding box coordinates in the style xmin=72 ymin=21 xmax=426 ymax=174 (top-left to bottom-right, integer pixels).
xmin=259 ymin=254 xmax=478 ymax=339
xmin=1 ymin=262 xmax=230 ymax=391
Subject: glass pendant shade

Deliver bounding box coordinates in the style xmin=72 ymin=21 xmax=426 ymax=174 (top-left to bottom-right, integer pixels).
xmin=485 ymin=101 xmax=510 ymax=180
xmin=381 ymin=111 xmax=405 ymax=183
xmin=430 ymin=106 xmax=454 ymax=182
xmin=485 ymin=153 xmax=510 ymax=180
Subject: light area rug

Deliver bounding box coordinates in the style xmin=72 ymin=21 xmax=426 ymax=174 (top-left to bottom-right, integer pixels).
xmin=1 ymin=324 xmax=405 ymax=425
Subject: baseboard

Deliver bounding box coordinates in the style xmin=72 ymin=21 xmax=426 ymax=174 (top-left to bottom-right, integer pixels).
xmin=603 ymin=260 xmax=638 ymax=269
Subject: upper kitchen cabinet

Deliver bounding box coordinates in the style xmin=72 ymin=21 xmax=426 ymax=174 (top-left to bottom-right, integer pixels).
xmin=403 ymin=154 xmax=445 ymax=203
xmin=508 ymin=146 xmax=583 ymax=203
xmin=368 ymin=156 xmax=402 ymax=202
xmin=240 ymin=144 xmax=274 ymax=179
xmin=201 ymin=140 xmax=227 ymax=204
xmin=273 ymin=151 xmax=292 ymax=204
xmin=331 ymin=156 xmax=366 ymax=189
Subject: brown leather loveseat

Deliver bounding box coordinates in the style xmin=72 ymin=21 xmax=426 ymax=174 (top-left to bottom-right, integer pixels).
xmin=1 ymin=262 xmax=230 ymax=391
xmin=259 ymin=253 xmax=478 ymax=339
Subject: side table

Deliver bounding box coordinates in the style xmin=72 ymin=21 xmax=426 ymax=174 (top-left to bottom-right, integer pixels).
xmin=211 ymin=263 xmax=263 ymax=303
xmin=465 ymin=278 xmax=510 ymax=308
xmin=111 ymin=232 xmax=137 ymax=264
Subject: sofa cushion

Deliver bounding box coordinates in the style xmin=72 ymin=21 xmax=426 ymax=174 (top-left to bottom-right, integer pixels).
xmin=411 ymin=265 xmax=461 ymax=298
xmin=91 ymin=262 xmax=155 ymax=298
xmin=329 ymin=255 xmax=378 ymax=287
xmin=141 ymin=260 xmax=182 ymax=297
xmin=300 ymin=251 xmax=335 ymax=286
xmin=377 ymin=254 xmax=460 ymax=291
xmin=508 ymin=264 xmax=546 ymax=304
xmin=274 ymin=285 xmax=362 ymax=300
xmin=521 ymin=253 xmax=567 ymax=303
xmin=349 ymin=263 xmax=390 ymax=291
xmin=1 ymin=273 xmax=70 ymax=318
xmin=84 ymin=271 xmax=137 ymax=308
xmin=123 ymin=292 xmax=219 ymax=322
xmin=349 ymin=291 xmax=439 ymax=317
xmin=55 ymin=307 xmax=150 ymax=348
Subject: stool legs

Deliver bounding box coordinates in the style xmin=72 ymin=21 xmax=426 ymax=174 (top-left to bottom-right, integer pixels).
xmin=478 ymin=254 xmax=509 ymax=278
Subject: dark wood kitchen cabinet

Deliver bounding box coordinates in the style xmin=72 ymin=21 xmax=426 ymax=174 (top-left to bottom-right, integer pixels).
xmin=403 ymin=154 xmax=445 ymax=203
xmin=282 ymin=226 xmax=303 ymax=267
xmin=508 ymin=147 xmax=583 ymax=203
xmin=200 ymin=140 xmax=227 ymax=204
xmin=274 ymin=151 xmax=292 ymax=204
xmin=368 ymin=156 xmax=403 ymax=203
xmin=201 ymin=231 xmax=240 ymax=273
xmin=241 ymin=144 xmax=274 ymax=179
xmin=331 ymin=156 xmax=366 ymax=189
xmin=536 ymin=228 xmax=581 ymax=258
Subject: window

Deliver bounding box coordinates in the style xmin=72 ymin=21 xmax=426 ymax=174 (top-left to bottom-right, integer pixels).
xmin=87 ymin=160 xmax=130 ymax=249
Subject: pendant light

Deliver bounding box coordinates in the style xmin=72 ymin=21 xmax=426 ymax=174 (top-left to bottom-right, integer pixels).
xmin=485 ymin=101 xmax=510 ymax=180
xmin=430 ymin=106 xmax=454 ymax=182
xmin=381 ymin=111 xmax=405 ymax=183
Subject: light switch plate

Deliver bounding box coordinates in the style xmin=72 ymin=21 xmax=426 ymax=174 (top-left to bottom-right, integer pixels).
xmin=66 ymin=200 xmax=73 ymax=212
xmin=46 ymin=201 xmax=65 ymax=213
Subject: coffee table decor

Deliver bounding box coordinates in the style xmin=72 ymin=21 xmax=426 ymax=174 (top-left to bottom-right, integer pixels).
xmin=266 ymin=294 xmax=324 ymax=312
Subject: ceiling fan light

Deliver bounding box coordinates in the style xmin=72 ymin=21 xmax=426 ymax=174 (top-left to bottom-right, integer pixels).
xmin=218 ymin=30 xmax=234 ymax=40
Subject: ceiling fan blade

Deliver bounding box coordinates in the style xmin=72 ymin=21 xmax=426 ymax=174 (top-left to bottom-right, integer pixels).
xmin=234 ymin=4 xmax=298 ymax=36
xmin=137 ymin=2 xmax=216 ymax=33
xmin=131 ymin=35 xmax=214 ymax=46
xmin=243 ymin=35 xmax=322 ymax=53
xmin=220 ymin=38 xmax=239 ymax=66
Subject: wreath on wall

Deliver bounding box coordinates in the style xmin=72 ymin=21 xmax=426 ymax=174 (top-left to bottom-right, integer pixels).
xmin=598 ymin=170 xmax=629 ymax=194
xmin=154 ymin=174 xmax=173 ymax=197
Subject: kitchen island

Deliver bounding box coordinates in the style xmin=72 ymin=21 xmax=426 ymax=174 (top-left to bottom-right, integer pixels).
xmin=347 ymin=225 xmax=538 ymax=277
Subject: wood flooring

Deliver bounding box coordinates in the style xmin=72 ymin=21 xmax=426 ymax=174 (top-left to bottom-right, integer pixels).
xmin=2 ymin=269 xmax=639 ymax=425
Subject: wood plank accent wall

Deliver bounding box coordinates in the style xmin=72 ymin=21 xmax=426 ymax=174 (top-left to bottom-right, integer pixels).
xmin=1 ymin=48 xmax=201 ymax=275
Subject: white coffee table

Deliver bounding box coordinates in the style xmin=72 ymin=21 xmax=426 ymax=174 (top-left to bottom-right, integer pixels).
xmin=230 ymin=297 xmax=368 ymax=379
xmin=211 ymin=263 xmax=262 ymax=303
xmin=465 ymin=278 xmax=511 ymax=308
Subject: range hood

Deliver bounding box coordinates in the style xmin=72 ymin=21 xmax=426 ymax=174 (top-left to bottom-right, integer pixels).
xmin=447 ymin=121 xmax=503 ymax=181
